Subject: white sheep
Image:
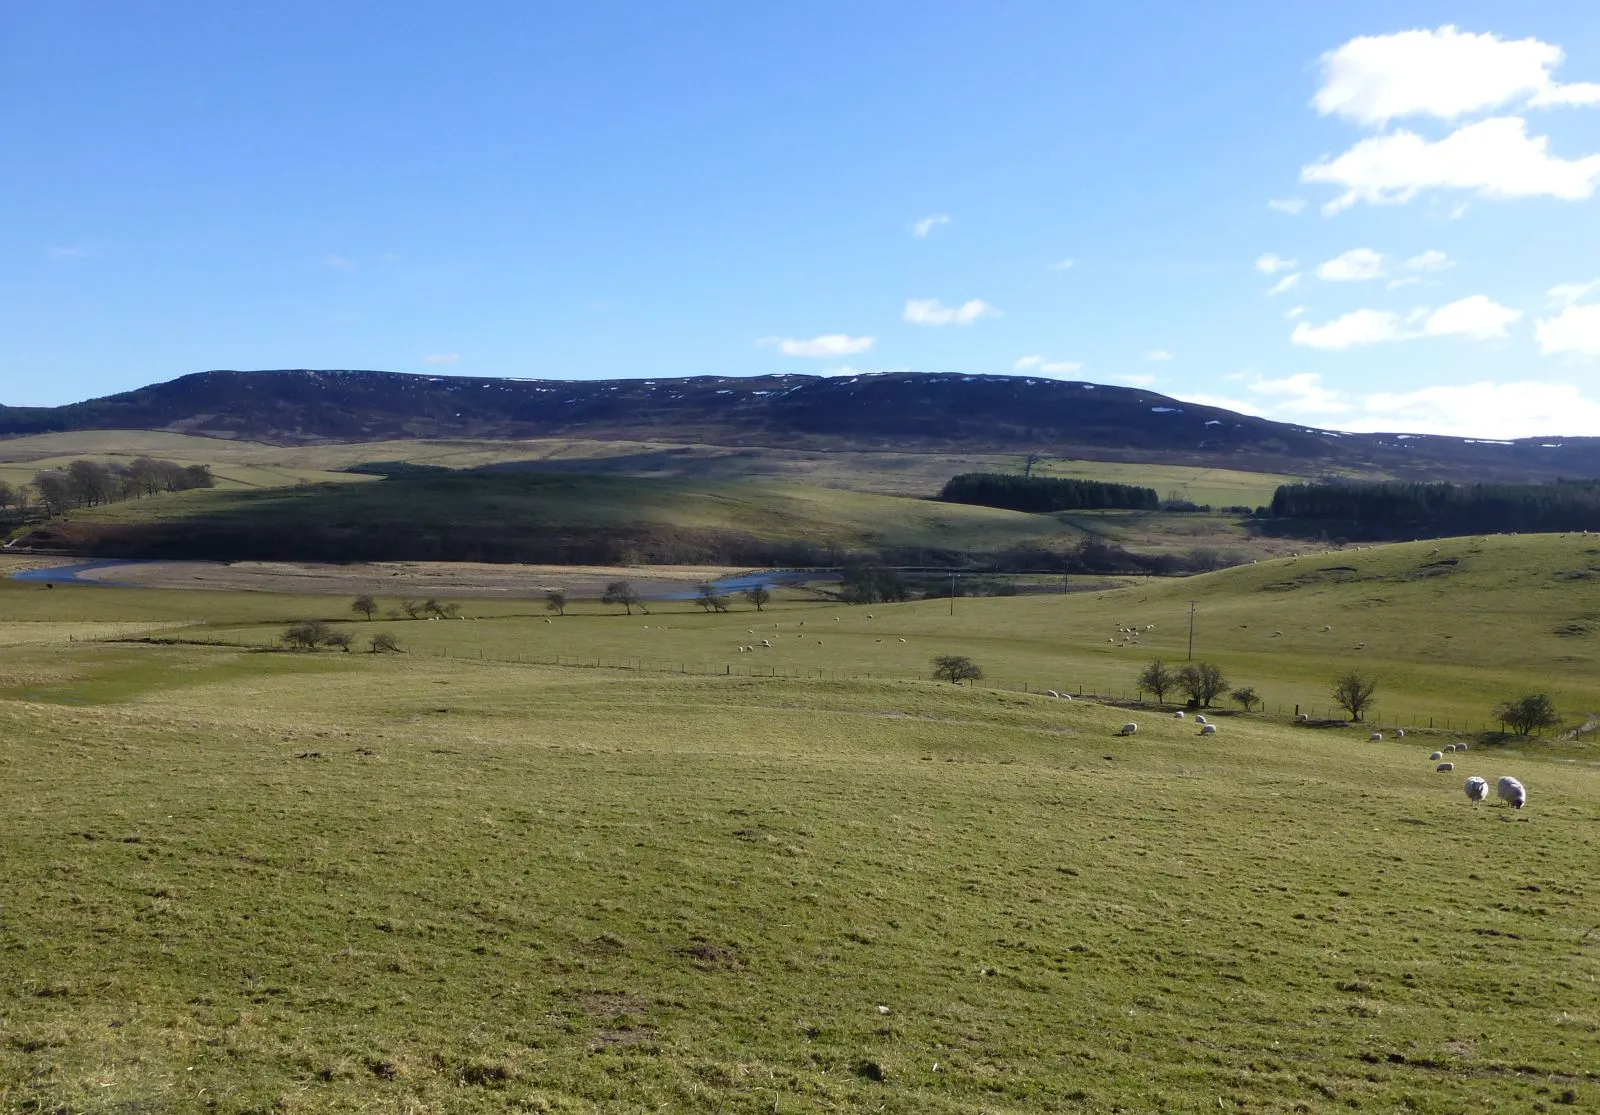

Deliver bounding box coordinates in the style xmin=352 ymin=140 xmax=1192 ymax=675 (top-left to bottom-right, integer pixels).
xmin=1455 ymin=742 xmax=1468 ymax=751
xmin=1295 ymin=712 xmax=1310 ymax=723
xmin=1496 ymin=776 xmax=1526 ymax=809
xmin=1395 ymin=729 xmax=1405 ymax=738
xmin=1173 ymin=710 xmax=1185 ymax=719
xmin=1430 ymin=751 xmax=1443 ymax=761
xmin=1199 ymin=723 xmax=1217 ymax=735
xmin=1464 ymin=776 xmax=1488 ymax=803
xmin=898 ymin=638 xmax=906 ymax=643
xmin=1369 ymin=731 xmax=1383 ymax=741
xmin=1119 ymin=722 xmax=1138 ymax=736
xmin=1195 ymin=714 xmax=1209 ymax=725
xmin=1436 ymin=762 xmax=1455 ymax=772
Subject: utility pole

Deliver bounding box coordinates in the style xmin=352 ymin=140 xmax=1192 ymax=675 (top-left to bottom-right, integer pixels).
xmin=950 ymin=572 xmax=956 ymax=616
xmin=1187 ymin=600 xmax=1196 ymax=661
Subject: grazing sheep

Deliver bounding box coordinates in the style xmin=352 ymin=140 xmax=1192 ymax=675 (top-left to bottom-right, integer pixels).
xmin=1436 ymin=762 xmax=1455 ymax=772
xmin=1455 ymin=742 xmax=1468 ymax=751
xmin=1496 ymin=776 xmax=1526 ymax=809
xmin=898 ymin=638 xmax=906 ymax=643
xmin=1429 ymin=751 xmax=1443 ymax=760
xmin=1296 ymin=712 xmax=1310 ymax=723
xmin=1119 ymin=722 xmax=1138 ymax=736
xmin=1199 ymin=723 xmax=1217 ymax=736
xmin=1045 ymin=689 xmax=1060 ymax=698
xmin=1173 ymin=711 xmax=1185 ymax=719
xmin=1369 ymin=732 xmax=1383 ymax=741
xmin=1063 ymin=694 xmax=1074 ymax=701
xmin=1195 ymin=715 xmax=1209 ymax=725
xmin=1464 ymin=776 xmax=1488 ymax=803
xmin=1395 ymin=729 xmax=1405 ymax=738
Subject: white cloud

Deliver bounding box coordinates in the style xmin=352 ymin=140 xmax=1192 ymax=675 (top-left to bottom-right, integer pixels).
xmin=903 ymin=298 xmax=998 ymax=326
xmin=1013 ymin=355 xmax=1083 ymax=375
xmin=1388 ymin=277 xmax=1422 ymax=290
xmin=1537 ymin=303 xmax=1600 ymax=356
xmin=759 ymin=333 xmax=875 ymax=357
xmin=1183 ymin=375 xmax=1600 ymax=438
xmin=1256 ymin=253 xmax=1298 ymax=274
xmin=1267 ymin=197 xmax=1307 ymax=214
xmin=1421 ymin=295 xmax=1521 ymax=340
xmin=1315 ymin=26 xmax=1600 ymax=126
xmin=422 ymin=353 xmax=461 ymax=365
xmin=1266 ymin=273 xmax=1302 ymax=297
xmin=912 ymin=213 xmax=951 ymax=237
xmin=1303 ymin=116 xmax=1600 ymax=214
xmin=1291 ymin=309 xmax=1404 ymax=349
xmin=1405 ymin=249 xmax=1453 ymax=272
xmin=1284 ymin=305 xmax=1307 ymax=319
xmin=1048 ymin=258 xmax=1076 ymax=271
xmin=1353 ymin=381 xmax=1600 ymax=437
xmin=1146 ymin=349 xmax=1174 ymax=361
xmin=1292 ymin=297 xmax=1520 ymax=348
xmin=1546 ymin=279 xmax=1600 ymax=307
xmin=1316 ymin=248 xmax=1386 ymax=281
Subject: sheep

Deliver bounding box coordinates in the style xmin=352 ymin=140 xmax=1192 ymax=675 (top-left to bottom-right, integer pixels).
xmin=1173 ymin=710 xmax=1185 ymax=719
xmin=1295 ymin=712 xmax=1310 ymax=723
xmin=1119 ymin=722 xmax=1138 ymax=736
xmin=1455 ymin=742 xmax=1468 ymax=751
xmin=1395 ymin=729 xmax=1405 ymax=738
xmin=1496 ymin=776 xmax=1526 ymax=809
xmin=898 ymin=638 xmax=906 ymax=643
xmin=1199 ymin=723 xmax=1217 ymax=736
xmin=1429 ymin=751 xmax=1443 ymax=760
xmin=1369 ymin=731 xmax=1383 ymax=741
xmin=1464 ymin=776 xmax=1488 ymax=804
xmin=1436 ymin=762 xmax=1455 ymax=772
xmin=1063 ymin=694 xmax=1074 ymax=701
xmin=1045 ymin=689 xmax=1060 ymax=698
xmin=1195 ymin=714 xmax=1209 ymax=725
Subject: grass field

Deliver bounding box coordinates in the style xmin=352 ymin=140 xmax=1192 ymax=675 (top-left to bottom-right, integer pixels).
xmin=3 ymin=622 xmax=1598 ymax=1113
xmin=0 ymin=429 xmax=1312 ymax=502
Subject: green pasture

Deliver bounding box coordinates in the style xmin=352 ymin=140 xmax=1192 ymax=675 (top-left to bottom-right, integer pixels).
xmin=2 ymin=631 xmax=1597 ymax=1113
xmin=0 ymin=429 xmax=1314 ymax=502
xmin=51 ymin=532 xmax=1586 ymax=730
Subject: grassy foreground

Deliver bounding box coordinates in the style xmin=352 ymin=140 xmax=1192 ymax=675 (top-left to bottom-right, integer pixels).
xmin=2 ymin=637 xmax=1597 ymax=1114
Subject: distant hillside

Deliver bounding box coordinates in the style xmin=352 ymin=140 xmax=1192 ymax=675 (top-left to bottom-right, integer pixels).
xmin=4 ymin=368 xmax=1599 ymax=482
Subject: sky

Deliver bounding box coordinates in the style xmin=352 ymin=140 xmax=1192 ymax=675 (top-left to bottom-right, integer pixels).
xmin=4 ymin=2 xmax=1600 ymax=438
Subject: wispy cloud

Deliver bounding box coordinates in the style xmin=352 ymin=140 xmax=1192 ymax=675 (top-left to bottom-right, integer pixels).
xmin=1292 ymin=296 xmax=1521 ymax=349
xmin=758 ymin=334 xmax=875 ymax=357
xmin=1146 ymin=349 xmax=1174 ymax=361
xmin=1267 ymin=198 xmax=1307 ymax=215
xmin=1266 ymin=273 xmax=1302 ymax=297
xmin=903 ymin=298 xmax=998 ymax=326
xmin=1255 ymin=253 xmax=1298 ymax=274
xmin=1316 ymin=248 xmax=1386 ymax=281
xmin=1546 ymin=279 xmax=1600 ymax=308
xmin=422 ymin=353 xmax=461 ymax=365
xmin=912 ymin=213 xmax=951 ymax=237
xmin=1013 ymin=355 xmax=1084 ymax=375
xmin=1048 ymin=258 xmax=1076 ymax=271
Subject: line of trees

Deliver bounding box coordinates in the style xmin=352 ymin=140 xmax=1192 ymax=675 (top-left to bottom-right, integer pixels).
xmin=1268 ymin=479 xmax=1600 ymax=534
xmin=940 ymin=472 xmax=1160 ymax=513
xmin=20 ymin=457 xmax=215 ymax=516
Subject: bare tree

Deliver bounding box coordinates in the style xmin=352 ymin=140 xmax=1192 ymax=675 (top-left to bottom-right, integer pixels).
xmin=695 ymin=583 xmax=731 ymax=613
xmin=743 ymin=583 xmax=771 ymax=612
xmin=352 ymin=594 xmax=377 ymax=621
xmin=1496 ymin=693 xmax=1559 ymax=735
xmin=0 ymin=481 xmax=14 ymax=512
xmin=423 ymin=598 xmax=459 ymax=619
xmin=602 ymin=580 xmax=647 ymax=615
xmin=1230 ymin=686 xmax=1261 ymax=712
xmin=545 ymin=589 xmax=567 ymax=616
xmin=1330 ymin=671 xmax=1378 ymax=722
xmin=399 ymin=598 xmax=426 ymax=619
xmin=32 ymin=471 xmax=72 ymax=515
xmin=369 ymin=632 xmax=402 ymax=653
xmin=282 ymin=619 xmax=335 ymax=650
xmin=932 ymin=654 xmax=983 ymax=684
xmin=1136 ymin=658 xmax=1177 ymax=704
xmin=1177 ymin=661 xmax=1229 ymax=708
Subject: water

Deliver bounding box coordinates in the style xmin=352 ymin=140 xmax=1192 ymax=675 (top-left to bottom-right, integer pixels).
xmin=652 ymin=570 xmax=838 ymax=601
xmin=10 ymin=560 xmax=143 ymax=586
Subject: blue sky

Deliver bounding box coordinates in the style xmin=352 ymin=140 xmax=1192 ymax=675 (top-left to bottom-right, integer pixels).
xmin=4 ymin=1 xmax=1600 ymax=437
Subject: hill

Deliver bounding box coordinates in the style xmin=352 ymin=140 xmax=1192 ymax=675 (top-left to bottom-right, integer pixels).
xmin=5 ymin=368 xmax=1599 ymax=482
